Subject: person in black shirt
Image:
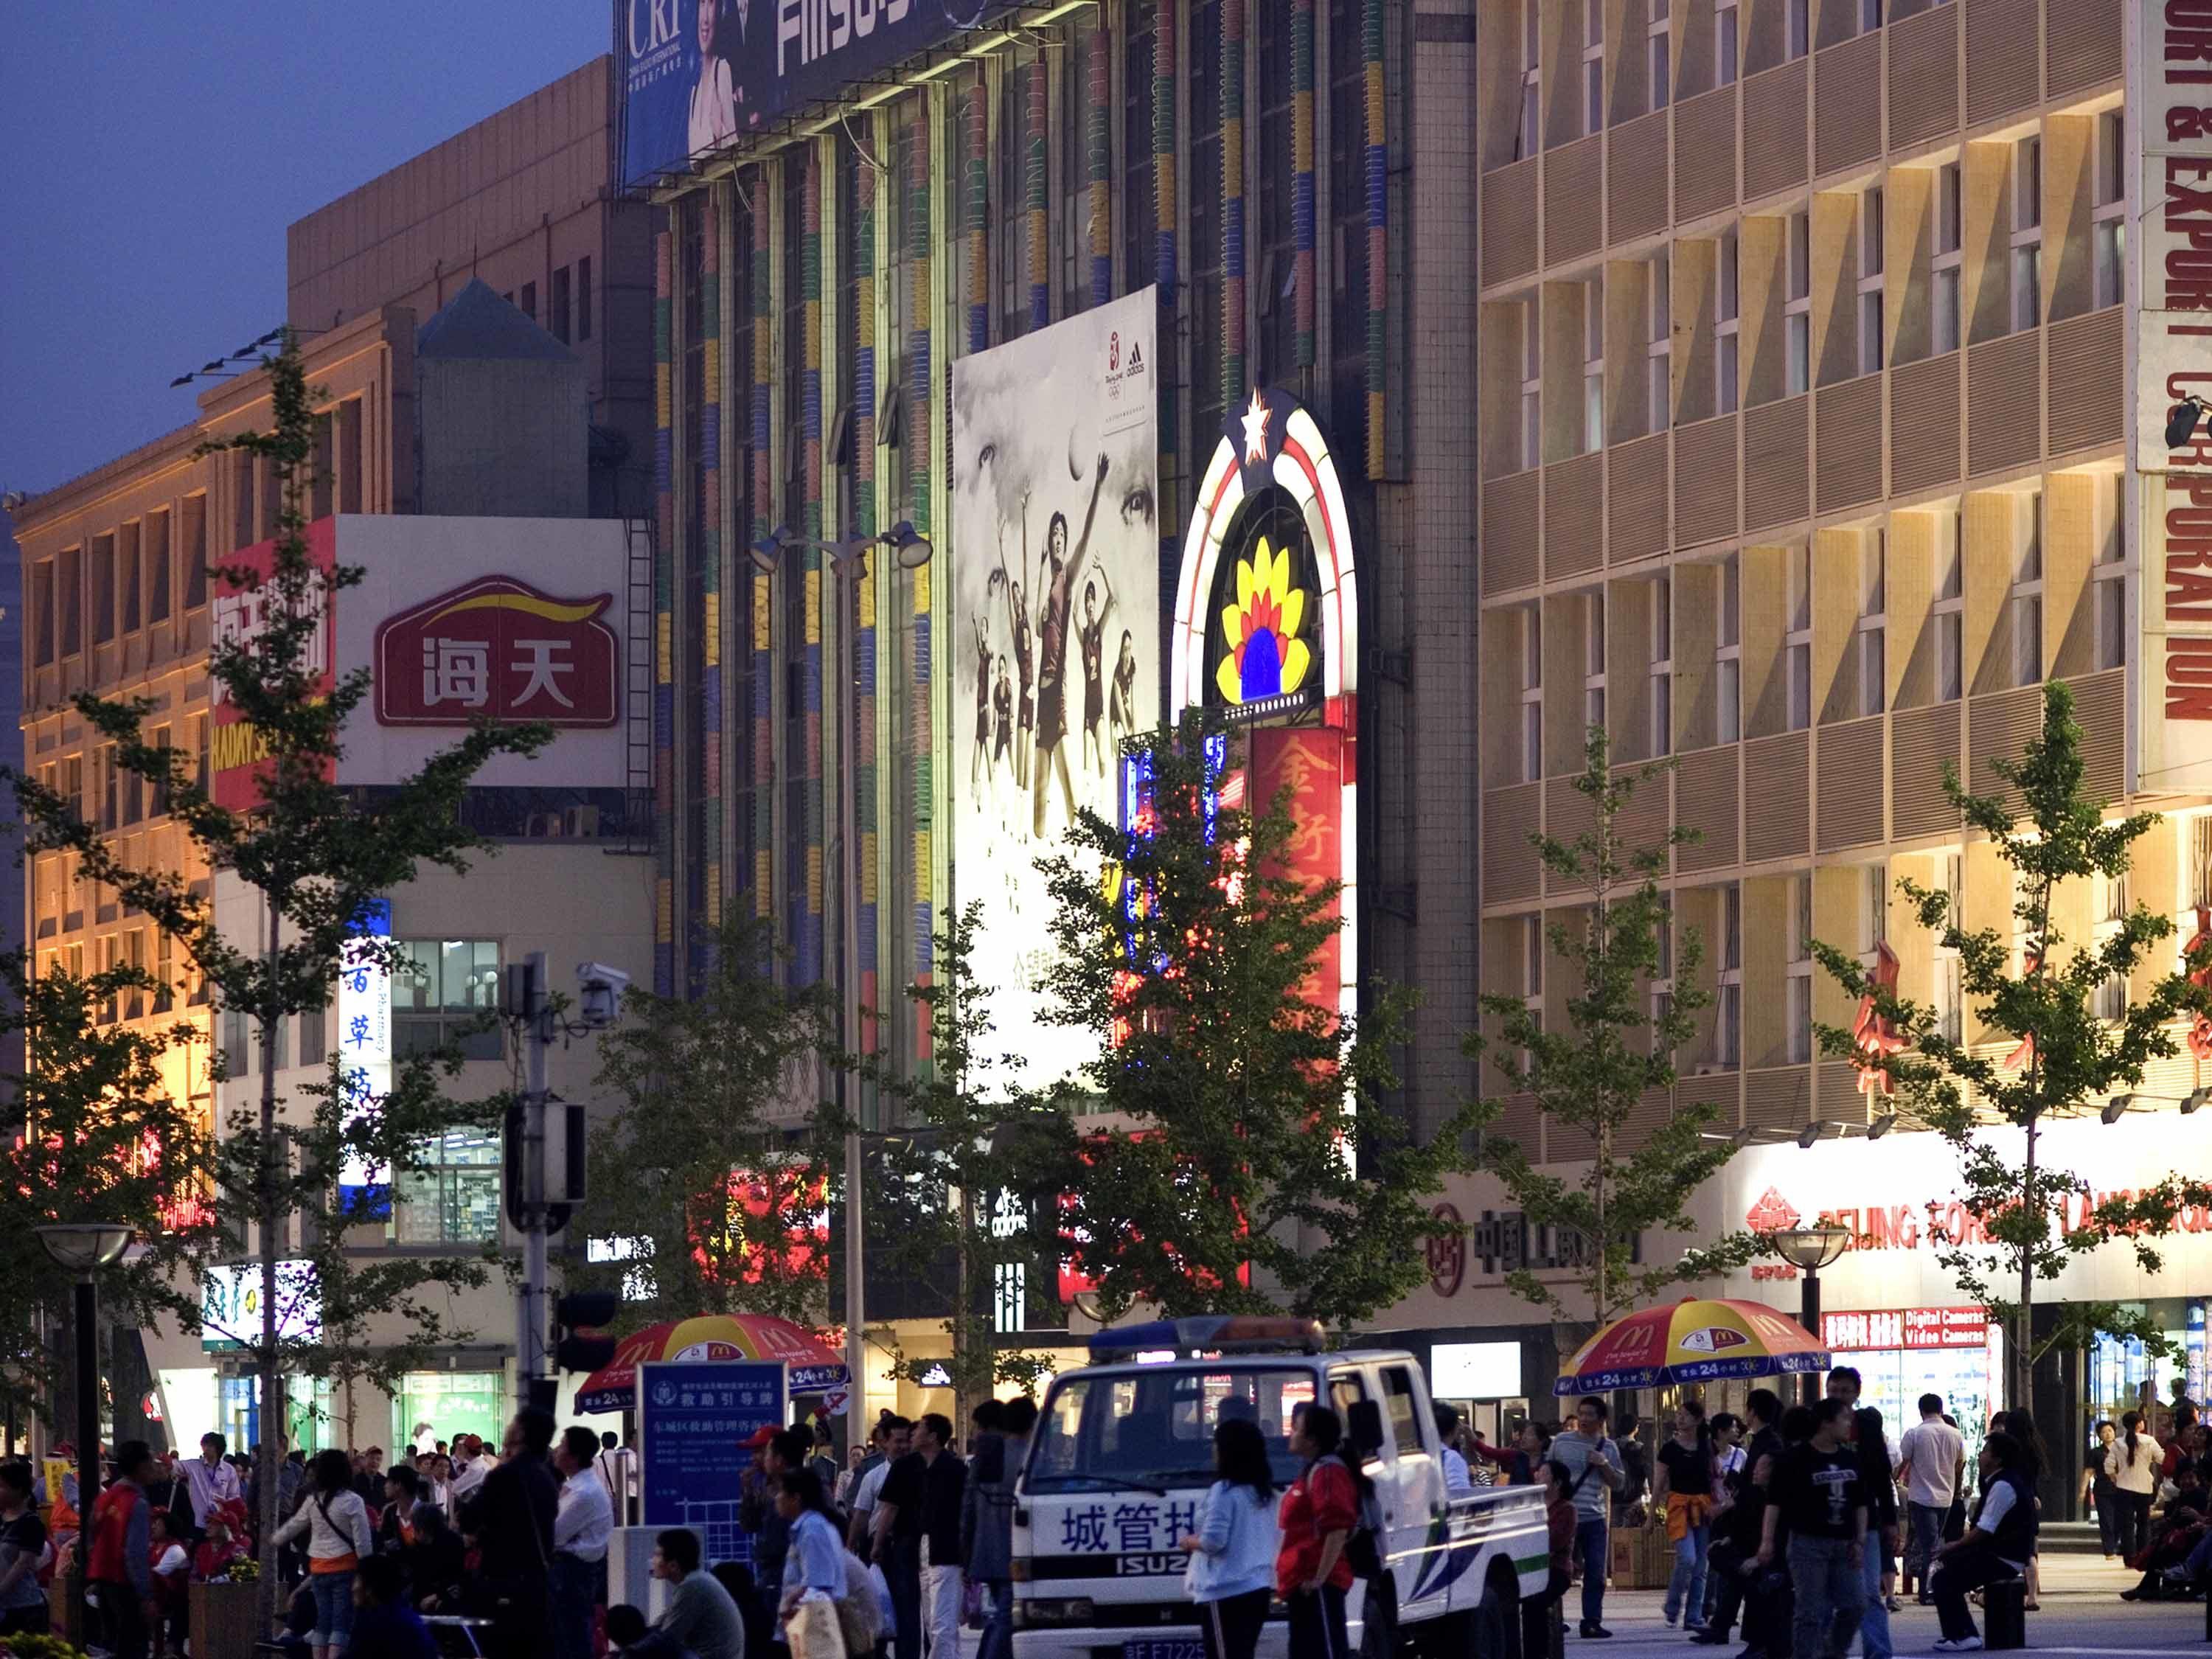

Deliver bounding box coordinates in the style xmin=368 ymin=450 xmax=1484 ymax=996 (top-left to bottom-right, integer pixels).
xmin=917 ymin=1415 xmax=969 ymax=1659
xmin=1854 ymin=1407 xmax=1901 ymax=1651
xmin=1762 ymin=1398 xmax=1865 ymax=1659
xmin=0 ymin=1461 xmax=51 ymax=1637
xmin=1695 ymin=1390 xmax=1782 ymax=1651
xmin=1930 ymin=1430 xmax=2037 ymax=1651
xmin=874 ymin=1420 xmax=931 ymax=1659
xmin=478 ymin=1410 xmax=559 ymax=1659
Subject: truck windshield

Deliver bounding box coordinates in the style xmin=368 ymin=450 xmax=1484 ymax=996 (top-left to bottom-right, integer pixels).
xmin=1026 ymin=1365 xmax=1315 ymax=1492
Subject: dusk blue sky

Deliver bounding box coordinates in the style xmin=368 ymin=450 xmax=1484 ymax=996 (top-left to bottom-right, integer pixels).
xmin=0 ymin=4 xmax=608 ymax=498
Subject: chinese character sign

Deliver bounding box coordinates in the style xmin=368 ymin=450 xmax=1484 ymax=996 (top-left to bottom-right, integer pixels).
xmin=639 ymin=1360 xmax=787 ymax=1568
xmin=1248 ymin=725 xmax=1347 ymax=1023
xmin=210 ymin=519 xmax=341 ymax=812
xmin=374 ymin=576 xmax=619 ymax=728
xmin=336 ymin=899 xmax=392 ymax=1218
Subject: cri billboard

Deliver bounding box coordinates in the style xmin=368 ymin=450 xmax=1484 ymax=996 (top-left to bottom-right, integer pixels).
xmin=210 ymin=515 xmax=633 ymax=812
xmin=948 ymin=288 xmax=1161 ymax=1093
xmin=619 ymin=0 xmax=1022 ymax=189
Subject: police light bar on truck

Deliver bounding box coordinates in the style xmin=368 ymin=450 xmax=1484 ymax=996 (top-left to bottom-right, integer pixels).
xmin=1087 ymin=1315 xmax=1326 ymax=1359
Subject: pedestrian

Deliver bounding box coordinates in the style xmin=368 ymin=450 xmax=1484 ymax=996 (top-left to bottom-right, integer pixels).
xmin=192 ymin=1503 xmax=249 ymax=1582
xmin=1551 ymin=1395 xmax=1625 ymax=1639
xmin=608 ymin=1602 xmax=695 ymax=1659
xmin=477 ymin=1409 xmax=560 ymax=1659
xmin=552 ymin=1426 xmax=614 ymax=1659
xmin=1852 ymin=1407 xmax=1899 ymax=1658
xmin=1693 ymin=1415 xmax=1772 ymax=1651
xmin=0 ymin=1461 xmax=52 ymax=1637
xmin=1178 ymin=1417 xmax=1279 ymax=1659
xmin=775 ymin=1470 xmax=846 ymax=1655
xmin=1517 ymin=1458 xmax=1576 ymax=1659
xmin=1432 ymin=1405 xmax=1475 ymax=1498
xmin=1611 ymin=1411 xmax=1651 ymax=1528
xmin=870 ymin=1416 xmax=928 ymax=1659
xmin=88 ymin=1439 xmax=158 ymax=1659
xmin=835 ymin=1446 xmax=866 ymax=1515
xmin=1273 ymin=1405 xmax=1357 ymax=1659
xmin=652 ymin=1528 xmax=745 ymax=1659
xmin=1897 ymin=1394 xmax=1964 ymax=1603
xmin=407 ymin=1504 xmax=467 ymax=1613
xmin=1762 ymin=1398 xmax=1865 ymax=1659
xmin=961 ymin=1402 xmax=1015 ymax=1659
xmin=849 ymin=1417 xmax=909 ymax=1565
xmin=350 ymin=1554 xmax=436 ymax=1659
xmin=148 ymin=1509 xmax=190 ymax=1657
xmin=271 ymin=1449 xmax=375 ymax=1659
xmin=1655 ymin=1402 xmax=1714 ymax=1631
xmin=2107 ymin=1409 xmax=2160 ymax=1562
xmin=376 ymin=1465 xmax=426 ymax=1554
xmin=914 ymin=1415 xmax=967 ymax=1659
xmin=451 ymin=1437 xmax=490 ymax=1509
xmin=354 ymin=1448 xmax=389 ymax=1509
xmin=1990 ymin=1409 xmax=2046 ymax=1610
xmin=1930 ymin=1430 xmax=2037 ymax=1652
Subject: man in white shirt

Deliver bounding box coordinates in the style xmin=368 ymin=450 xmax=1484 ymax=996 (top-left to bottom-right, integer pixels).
xmin=552 ymin=1426 xmax=615 ymax=1659
xmin=181 ymin=1433 xmax=243 ymax=1540
xmin=1433 ymin=1404 xmax=1476 ymax=1497
xmin=849 ymin=1417 xmax=911 ymax=1557
xmin=1896 ymin=1393 xmax=1964 ymax=1606
xmin=450 ymin=1435 xmax=490 ymax=1507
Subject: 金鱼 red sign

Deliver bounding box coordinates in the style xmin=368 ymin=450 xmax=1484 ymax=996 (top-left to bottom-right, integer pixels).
xmin=374 ymin=575 xmax=619 ymax=728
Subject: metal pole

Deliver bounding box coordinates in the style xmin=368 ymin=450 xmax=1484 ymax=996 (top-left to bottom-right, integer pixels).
xmin=74 ymin=1275 xmax=97 ymax=1644
xmin=519 ymin=952 xmax=552 ymax=1409
xmin=838 ymin=565 xmax=867 ymax=1436
xmin=1800 ymin=1267 xmax=1822 ymax=1404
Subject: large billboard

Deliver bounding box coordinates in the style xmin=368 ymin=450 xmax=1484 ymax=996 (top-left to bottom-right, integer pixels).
xmin=2132 ymin=0 xmax=2212 ymax=791
xmin=621 ymin=0 xmax=1022 ymax=189
xmin=949 ymin=288 xmax=1159 ymax=1091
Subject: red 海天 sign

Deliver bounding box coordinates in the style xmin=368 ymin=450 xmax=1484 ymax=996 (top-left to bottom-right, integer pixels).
xmin=374 ymin=574 xmax=619 ymax=728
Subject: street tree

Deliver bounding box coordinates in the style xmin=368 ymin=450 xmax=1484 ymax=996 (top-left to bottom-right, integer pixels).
xmin=580 ymin=908 xmax=840 ymax=1329
xmin=5 ymin=333 xmax=549 ymax=1621
xmin=1812 ymin=679 xmax=2212 ymax=1413
xmin=0 ymin=953 xmax=217 ymax=1437
xmin=864 ymin=904 xmax=1064 ymax=1422
xmin=1037 ymin=712 xmax=1475 ymax=1329
xmin=1467 ymin=728 xmax=1759 ymax=1340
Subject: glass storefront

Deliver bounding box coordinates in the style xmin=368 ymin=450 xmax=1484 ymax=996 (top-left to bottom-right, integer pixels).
xmin=2085 ymin=1295 xmax=2210 ymax=1436
xmin=392 ymin=1371 xmax=504 ymax=1453
xmin=217 ymin=1374 xmax=335 ymax=1455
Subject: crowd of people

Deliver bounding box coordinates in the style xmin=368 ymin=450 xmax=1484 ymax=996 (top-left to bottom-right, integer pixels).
xmin=2090 ymin=1393 xmax=2211 ymax=1601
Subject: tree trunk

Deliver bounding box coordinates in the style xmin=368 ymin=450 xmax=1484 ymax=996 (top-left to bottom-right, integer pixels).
xmin=2015 ymin=1116 xmax=2037 ymax=1413
xmin=952 ymin=1189 xmax=973 ymax=1438
xmin=254 ymin=890 xmax=283 ymax=1636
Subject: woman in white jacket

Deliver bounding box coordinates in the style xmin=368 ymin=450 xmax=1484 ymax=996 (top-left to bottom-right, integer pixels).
xmin=272 ymin=1450 xmax=375 ymax=1659
xmin=2104 ymin=1409 xmax=2163 ymax=1562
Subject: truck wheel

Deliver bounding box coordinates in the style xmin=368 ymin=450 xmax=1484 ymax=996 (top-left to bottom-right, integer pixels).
xmin=1475 ymin=1565 xmax=1521 ymax=1659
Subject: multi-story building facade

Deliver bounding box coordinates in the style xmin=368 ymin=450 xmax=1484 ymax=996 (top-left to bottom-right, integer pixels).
xmin=1410 ymin=0 xmax=2209 ymax=1495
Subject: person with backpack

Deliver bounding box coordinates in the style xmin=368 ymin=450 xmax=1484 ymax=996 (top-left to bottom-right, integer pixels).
xmin=272 ymin=1449 xmax=376 ymax=1659
xmin=1274 ymin=1406 xmax=1361 ymax=1659
xmin=1178 ymin=1418 xmax=1280 ymax=1659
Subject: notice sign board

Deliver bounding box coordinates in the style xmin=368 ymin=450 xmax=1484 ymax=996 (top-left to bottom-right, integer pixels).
xmin=639 ymin=1360 xmax=785 ymax=1568
xmin=1823 ymin=1307 xmax=1989 ymax=1353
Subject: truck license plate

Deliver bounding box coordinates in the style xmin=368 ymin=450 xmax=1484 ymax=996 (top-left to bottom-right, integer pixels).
xmin=1124 ymin=1642 xmax=1205 ymax=1659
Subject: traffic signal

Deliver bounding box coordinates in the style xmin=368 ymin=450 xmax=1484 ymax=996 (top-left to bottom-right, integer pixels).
xmin=554 ymin=1290 xmax=621 ymax=1373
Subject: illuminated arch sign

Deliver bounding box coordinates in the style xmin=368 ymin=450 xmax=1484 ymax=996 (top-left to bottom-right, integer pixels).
xmin=1169 ymin=386 xmax=1360 ymax=1034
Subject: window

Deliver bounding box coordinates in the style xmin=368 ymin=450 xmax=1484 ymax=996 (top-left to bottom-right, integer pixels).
xmin=1862 ymin=861 xmax=1889 ymax=954
xmin=183 ymin=494 xmax=209 ymax=610
xmin=395 ymin=1129 xmax=503 ymax=1245
xmin=1859 ymin=189 xmax=1885 ymax=377
xmin=1786 ymin=875 xmax=1812 ymax=1063
xmin=1521 ymin=302 xmax=1543 ymax=470
xmin=1651 ymin=575 xmax=1674 ymax=757
xmin=1583 ymin=0 xmax=1605 ymax=135
xmin=1649 ymin=0 xmax=1671 ymax=111
xmin=1520 ymin=605 xmax=1544 ymax=781
xmin=1717 ymin=0 xmax=1738 ymax=86
xmin=1582 ymin=282 xmax=1605 ymax=452
xmin=1519 ymin=0 xmax=1541 ymax=159
xmin=1786 ymin=212 xmax=1811 ymax=396
xmin=1933 ymin=855 xmax=1963 ymax=1043
xmin=221 ymin=1006 xmax=252 ymax=1078
xmin=1583 ymin=588 xmax=1608 ymax=734
xmin=91 ymin=533 xmax=114 ymax=644
xmin=1860 ymin=0 xmax=1883 ymax=28
xmin=2092 ymin=475 xmax=2128 ymax=671
xmin=1715 ymin=884 xmax=1743 ymax=1067
xmin=150 ymin=726 xmax=172 ymax=818
xmin=1717 ymin=229 xmax=1740 ymax=414
xmin=2011 ymin=137 xmax=2043 ymax=333
xmin=2096 ymin=111 xmax=2126 ymax=308
xmin=145 ymin=507 xmax=171 ymax=625
xmin=1786 ymin=544 xmax=1812 ymax=731
xmin=519 ymin=281 xmax=537 ymax=324
xmin=551 ymin=265 xmax=572 ymax=344
xmin=1934 ymin=163 xmax=1964 ymax=355
xmin=1381 ymin=1367 xmax=1425 ymax=1458
xmin=1717 ymin=555 xmax=1742 ymax=742
xmin=232 ymin=451 xmax=257 ymax=552
xmin=1859 ymin=529 xmax=1887 ymax=716
xmin=1935 ymin=509 xmax=1964 ymax=700
xmin=2192 ymin=816 xmax=2212 ymax=913
xmin=2012 ymin=494 xmax=2045 ymax=686
xmin=393 ymin=939 xmax=503 ymax=1060
xmin=119 ymin=522 xmax=141 ymax=634
xmin=1787 ymin=0 xmax=1809 ymax=59
xmin=58 ymin=546 xmax=81 ymax=655
xmin=29 ymin=560 xmax=52 ymax=667
xmin=1647 ymin=254 xmax=1672 ymax=432
xmin=577 ymin=256 xmax=594 ymax=341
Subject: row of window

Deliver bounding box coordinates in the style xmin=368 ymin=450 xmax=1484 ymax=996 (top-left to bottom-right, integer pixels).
xmin=27 ymin=498 xmax=210 ymax=669
xmin=502 ymin=255 xmax=594 ymax=347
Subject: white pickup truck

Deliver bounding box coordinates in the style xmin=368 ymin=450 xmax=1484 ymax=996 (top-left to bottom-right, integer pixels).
xmin=1010 ymin=1318 xmax=1549 ymax=1659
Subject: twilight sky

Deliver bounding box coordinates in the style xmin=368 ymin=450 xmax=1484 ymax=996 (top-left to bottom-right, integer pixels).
xmin=0 ymin=3 xmax=608 ymax=498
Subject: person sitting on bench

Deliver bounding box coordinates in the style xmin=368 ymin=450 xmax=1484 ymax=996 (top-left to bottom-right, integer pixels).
xmin=1929 ymin=1431 xmax=2037 ymax=1653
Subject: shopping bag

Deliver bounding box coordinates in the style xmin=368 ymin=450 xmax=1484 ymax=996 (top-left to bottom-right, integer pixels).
xmin=789 ymin=1590 xmax=849 ymax=1659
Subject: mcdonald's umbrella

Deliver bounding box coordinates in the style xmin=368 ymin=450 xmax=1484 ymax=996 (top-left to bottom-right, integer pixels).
xmin=1554 ymin=1298 xmax=1830 ymax=1396
xmin=576 ymin=1314 xmax=849 ymax=1414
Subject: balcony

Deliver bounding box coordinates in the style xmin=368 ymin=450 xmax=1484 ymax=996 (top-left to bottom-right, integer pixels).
xmin=1674 ymin=412 xmax=1740 ymax=546
xmin=1607 ymin=431 xmax=1669 ymax=566
xmin=1816 ymin=714 xmax=1885 ymax=852
xmin=1964 ymin=0 xmax=2039 ymax=131
xmin=1543 ymin=452 xmax=1604 ymax=580
xmin=1742 ymin=60 xmax=1809 ymax=203
xmin=1887 ymin=4 xmax=1959 ymax=153
xmin=1744 ymin=730 xmax=1810 ymax=863
xmin=1607 ymin=110 xmax=1669 ymax=246
xmin=1890 ymin=350 xmax=1962 ymax=498
xmin=1815 ymin=373 xmax=1884 ymax=515
xmin=1673 ymin=85 xmax=1738 ymax=225
xmin=2047 ymin=306 xmax=2123 ymax=459
xmin=1745 ymin=394 xmax=1809 ymax=532
xmin=1814 ymin=33 xmax=1882 ymax=180
xmin=1966 ymin=327 xmax=2042 ymax=477
xmin=1481 ymin=156 xmax=1539 ymax=289
xmin=2048 ymin=0 xmax=2122 ymax=98
xmin=1543 ymin=136 xmax=1604 ymax=268
xmin=1481 ymin=469 xmax=1541 ymax=596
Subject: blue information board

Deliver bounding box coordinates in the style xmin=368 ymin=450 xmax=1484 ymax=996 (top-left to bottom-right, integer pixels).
xmin=639 ymin=1359 xmax=787 ymax=1567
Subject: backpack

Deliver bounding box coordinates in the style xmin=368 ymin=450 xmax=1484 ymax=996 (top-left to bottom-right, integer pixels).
xmin=1321 ymin=1455 xmax=1386 ymax=1579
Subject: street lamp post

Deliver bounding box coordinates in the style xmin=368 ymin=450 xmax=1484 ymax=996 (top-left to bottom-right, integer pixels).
xmin=1768 ymin=1223 xmax=1852 ymax=1402
xmin=751 ymin=523 xmax=932 ymax=1433
xmin=36 ymin=1222 xmax=133 ymax=1641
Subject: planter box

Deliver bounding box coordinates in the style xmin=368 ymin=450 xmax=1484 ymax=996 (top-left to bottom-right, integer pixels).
xmin=1609 ymin=1520 xmax=1672 ymax=1590
xmin=191 ymin=1579 xmax=264 ymax=1659
xmin=46 ymin=1572 xmax=83 ymax=1646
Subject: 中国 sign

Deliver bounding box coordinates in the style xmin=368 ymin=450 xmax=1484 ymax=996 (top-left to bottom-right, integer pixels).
xmin=373 ymin=576 xmax=619 ymax=728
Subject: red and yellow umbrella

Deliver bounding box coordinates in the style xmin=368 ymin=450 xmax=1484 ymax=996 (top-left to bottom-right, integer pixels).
xmin=1554 ymin=1298 xmax=1829 ymax=1396
xmin=576 ymin=1314 xmax=849 ymax=1413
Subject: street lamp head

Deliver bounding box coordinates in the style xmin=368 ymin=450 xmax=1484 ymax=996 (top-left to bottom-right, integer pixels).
xmin=880 ymin=521 xmax=933 ymax=569
xmin=1768 ymin=1223 xmax=1854 ymax=1273
xmin=2185 ymin=1086 xmax=2210 ymax=1116
xmin=35 ymin=1222 xmax=134 ymax=1274
xmin=748 ymin=531 xmax=789 ymax=577
xmin=1795 ymin=1120 xmax=1825 ymax=1150
xmin=2168 ymin=397 xmax=2208 ymax=451
xmin=2101 ymin=1093 xmax=2132 ymax=1124
xmin=1868 ymin=1113 xmax=1897 ymax=1140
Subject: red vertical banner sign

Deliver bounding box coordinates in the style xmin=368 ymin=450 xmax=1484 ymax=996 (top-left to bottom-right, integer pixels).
xmin=209 ymin=518 xmax=340 ymax=812
xmin=1247 ymin=725 xmax=1345 ymax=1023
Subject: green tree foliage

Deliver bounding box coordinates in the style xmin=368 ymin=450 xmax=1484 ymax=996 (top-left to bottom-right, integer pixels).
xmin=4 ymin=333 xmax=547 ymax=1618
xmin=1468 ymin=728 xmax=1758 ymax=1336
xmin=1812 ymin=681 xmax=2212 ymax=1410
xmin=580 ymin=908 xmax=839 ymax=1330
xmin=1037 ymin=712 xmax=1474 ymax=1329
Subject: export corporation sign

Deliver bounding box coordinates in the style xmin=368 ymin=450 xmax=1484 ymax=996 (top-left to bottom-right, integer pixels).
xmin=374 ymin=576 xmax=619 ymax=728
